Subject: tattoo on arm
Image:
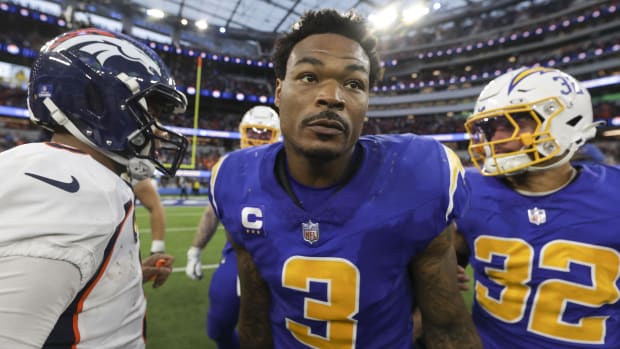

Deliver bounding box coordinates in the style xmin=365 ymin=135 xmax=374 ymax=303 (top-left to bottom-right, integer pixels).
xmin=411 ymin=225 xmax=482 ymax=349
xmin=228 ymin=234 xmax=273 ymax=349
xmin=452 ymin=224 xmax=471 ymax=268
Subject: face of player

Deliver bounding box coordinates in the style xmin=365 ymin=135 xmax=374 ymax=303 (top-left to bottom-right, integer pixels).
xmin=472 ymin=112 xmax=539 ymax=154
xmin=275 ymin=33 xmax=370 ymax=161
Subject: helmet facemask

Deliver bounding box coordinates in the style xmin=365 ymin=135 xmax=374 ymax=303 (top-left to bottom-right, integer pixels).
xmin=239 ymin=106 xmax=281 ymax=149
xmin=466 ymin=98 xmax=564 ymax=176
xmin=125 ymin=83 xmax=188 ymax=177
xmin=240 ymin=124 xmax=279 ymax=148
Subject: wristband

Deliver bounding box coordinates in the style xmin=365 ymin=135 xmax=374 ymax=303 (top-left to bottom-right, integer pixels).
xmin=151 ymin=240 xmax=165 ymax=253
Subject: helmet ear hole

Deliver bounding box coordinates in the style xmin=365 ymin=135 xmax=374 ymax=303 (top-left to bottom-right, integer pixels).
xmin=84 ymin=83 xmax=104 ymax=115
xmin=566 ymin=115 xmax=582 ymax=127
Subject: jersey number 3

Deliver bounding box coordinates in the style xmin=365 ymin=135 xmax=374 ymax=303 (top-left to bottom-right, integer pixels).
xmin=475 ymin=236 xmax=620 ymax=344
xmin=282 ymin=256 xmax=359 ymax=349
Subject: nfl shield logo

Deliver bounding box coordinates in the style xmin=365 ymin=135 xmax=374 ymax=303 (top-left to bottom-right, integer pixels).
xmin=528 ymin=207 xmax=546 ymax=225
xmin=302 ymin=220 xmax=319 ymax=244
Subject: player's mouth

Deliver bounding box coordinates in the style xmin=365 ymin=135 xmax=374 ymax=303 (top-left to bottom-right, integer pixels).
xmin=303 ymin=111 xmax=348 ymax=136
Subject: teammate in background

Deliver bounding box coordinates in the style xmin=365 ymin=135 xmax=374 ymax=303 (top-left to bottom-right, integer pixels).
xmin=134 ymin=177 xmax=167 ymax=254
xmin=454 ymin=67 xmax=620 ymax=348
xmin=0 ymin=28 xmax=187 ymax=348
xmin=186 ymin=105 xmax=281 ymax=349
xmin=192 ymin=178 xmax=201 ymax=195
xmin=209 ymin=9 xmax=481 ymax=348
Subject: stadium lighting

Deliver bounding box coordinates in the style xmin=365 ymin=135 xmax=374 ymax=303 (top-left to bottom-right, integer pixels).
xmin=403 ymin=4 xmax=430 ymax=24
xmin=368 ymin=6 xmax=397 ymax=30
xmin=195 ymin=20 xmax=208 ymax=30
xmin=146 ymin=8 xmax=165 ymax=19
xmin=180 ymin=18 xmax=188 ymax=25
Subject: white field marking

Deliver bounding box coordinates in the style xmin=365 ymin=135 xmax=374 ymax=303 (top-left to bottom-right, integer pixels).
xmin=172 ymin=264 xmax=219 ymax=273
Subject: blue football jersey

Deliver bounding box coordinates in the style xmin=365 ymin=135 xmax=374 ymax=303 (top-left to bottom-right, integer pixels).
xmin=457 ymin=165 xmax=620 ymax=349
xmin=210 ymin=134 xmax=468 ymax=348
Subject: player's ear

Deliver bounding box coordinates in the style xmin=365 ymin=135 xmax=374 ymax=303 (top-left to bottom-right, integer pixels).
xmin=274 ymin=79 xmax=283 ymax=108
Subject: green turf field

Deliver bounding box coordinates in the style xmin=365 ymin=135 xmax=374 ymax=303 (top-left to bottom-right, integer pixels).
xmin=137 ymin=206 xmax=221 ymax=348
xmin=136 ymin=205 xmax=475 ymax=348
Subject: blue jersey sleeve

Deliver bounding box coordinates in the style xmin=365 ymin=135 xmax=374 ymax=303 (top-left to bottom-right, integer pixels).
xmin=392 ymin=136 xmax=470 ymax=253
xmin=209 ymin=153 xmax=244 ymax=246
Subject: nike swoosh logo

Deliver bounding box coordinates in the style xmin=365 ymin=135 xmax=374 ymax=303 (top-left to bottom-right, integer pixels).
xmin=25 ymin=172 xmax=80 ymax=193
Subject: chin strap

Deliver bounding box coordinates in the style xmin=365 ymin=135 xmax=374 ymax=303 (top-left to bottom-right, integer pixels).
xmin=482 ymin=153 xmax=531 ymax=176
xmin=527 ymin=153 xmax=571 ymax=172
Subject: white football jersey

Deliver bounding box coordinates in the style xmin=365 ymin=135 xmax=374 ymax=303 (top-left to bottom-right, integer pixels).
xmin=0 ymin=142 xmax=146 ymax=348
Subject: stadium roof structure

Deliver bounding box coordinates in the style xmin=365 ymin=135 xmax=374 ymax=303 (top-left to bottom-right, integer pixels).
xmin=127 ymin=0 xmax=470 ymax=34
xmin=129 ymin=0 xmax=382 ymax=33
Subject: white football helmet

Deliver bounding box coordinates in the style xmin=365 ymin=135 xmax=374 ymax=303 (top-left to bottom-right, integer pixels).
xmin=465 ymin=67 xmax=599 ymax=176
xmin=239 ymin=106 xmax=281 ymax=148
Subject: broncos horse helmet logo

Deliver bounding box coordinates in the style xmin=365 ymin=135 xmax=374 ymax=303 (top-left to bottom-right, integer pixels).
xmin=46 ymin=29 xmax=162 ymax=77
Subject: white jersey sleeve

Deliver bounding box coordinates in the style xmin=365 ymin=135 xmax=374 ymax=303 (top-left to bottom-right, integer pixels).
xmin=0 ymin=256 xmax=81 ymax=348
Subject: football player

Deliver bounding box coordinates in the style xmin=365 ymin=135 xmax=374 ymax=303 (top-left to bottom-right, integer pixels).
xmin=0 ymin=28 xmax=187 ymax=348
xmin=185 ymin=105 xmax=281 ymax=349
xmin=209 ymin=9 xmax=482 ymax=348
xmin=455 ymin=67 xmax=620 ymax=348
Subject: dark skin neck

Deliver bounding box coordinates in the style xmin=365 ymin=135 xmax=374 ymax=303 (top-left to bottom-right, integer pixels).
xmin=284 ymin=143 xmax=356 ymax=188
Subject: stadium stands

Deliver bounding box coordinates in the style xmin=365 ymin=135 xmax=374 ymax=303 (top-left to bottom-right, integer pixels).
xmin=0 ymin=0 xmax=618 ymax=170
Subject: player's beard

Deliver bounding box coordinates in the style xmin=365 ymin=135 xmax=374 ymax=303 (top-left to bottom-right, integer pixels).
xmin=287 ymin=136 xmax=343 ymax=162
xmin=285 ymin=111 xmax=353 ymax=162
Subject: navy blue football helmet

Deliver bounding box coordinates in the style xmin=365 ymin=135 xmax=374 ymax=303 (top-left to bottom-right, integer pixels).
xmin=28 ymin=28 xmax=188 ymax=177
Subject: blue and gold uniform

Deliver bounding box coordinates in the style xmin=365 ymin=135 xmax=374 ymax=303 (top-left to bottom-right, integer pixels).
xmin=210 ymin=134 xmax=468 ymax=348
xmin=458 ymin=165 xmax=620 ymax=349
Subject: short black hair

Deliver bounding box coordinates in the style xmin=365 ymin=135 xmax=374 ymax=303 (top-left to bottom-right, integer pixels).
xmin=272 ymin=9 xmax=383 ymax=87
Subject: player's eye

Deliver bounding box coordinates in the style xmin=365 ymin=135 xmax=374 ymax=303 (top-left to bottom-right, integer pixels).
xmin=299 ymin=73 xmax=317 ymax=83
xmin=345 ymin=80 xmax=364 ymax=90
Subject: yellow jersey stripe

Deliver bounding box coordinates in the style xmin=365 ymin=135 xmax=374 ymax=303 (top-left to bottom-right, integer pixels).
xmin=209 ymin=154 xmax=228 ymax=214
xmin=443 ymin=145 xmax=465 ymax=222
